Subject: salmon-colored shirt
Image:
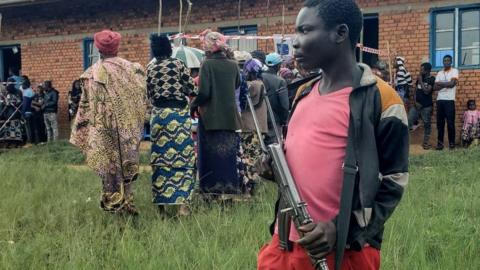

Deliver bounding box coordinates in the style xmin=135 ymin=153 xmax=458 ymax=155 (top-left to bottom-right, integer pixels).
xmin=278 ymin=82 xmax=352 ymax=241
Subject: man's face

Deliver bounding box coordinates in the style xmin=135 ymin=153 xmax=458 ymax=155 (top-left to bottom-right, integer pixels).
xmin=420 ymin=66 xmax=429 ymax=76
xmin=293 ymin=7 xmax=337 ymax=71
xmin=443 ymin=57 xmax=452 ymax=69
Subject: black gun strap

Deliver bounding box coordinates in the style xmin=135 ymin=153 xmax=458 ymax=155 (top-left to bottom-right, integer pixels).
xmin=335 ymin=117 xmax=358 ymax=270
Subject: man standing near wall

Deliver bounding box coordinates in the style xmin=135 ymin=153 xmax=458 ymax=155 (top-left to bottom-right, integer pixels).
xmin=434 ymin=55 xmax=459 ymax=150
xmin=43 ymin=80 xmax=59 ymax=142
xmin=70 ymin=30 xmax=147 ymax=215
xmin=408 ymin=62 xmax=435 ymax=149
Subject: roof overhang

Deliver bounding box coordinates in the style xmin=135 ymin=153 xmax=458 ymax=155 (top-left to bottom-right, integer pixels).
xmin=0 ymin=0 xmax=61 ymax=8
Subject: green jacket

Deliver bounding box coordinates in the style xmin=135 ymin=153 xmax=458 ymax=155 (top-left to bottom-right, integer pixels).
xmin=192 ymin=53 xmax=242 ymax=131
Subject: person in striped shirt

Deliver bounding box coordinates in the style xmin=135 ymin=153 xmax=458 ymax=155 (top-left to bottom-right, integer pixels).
xmin=394 ymin=56 xmax=412 ymax=103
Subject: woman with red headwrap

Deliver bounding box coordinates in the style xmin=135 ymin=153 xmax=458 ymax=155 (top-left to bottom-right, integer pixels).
xmin=70 ymin=30 xmax=147 ymax=216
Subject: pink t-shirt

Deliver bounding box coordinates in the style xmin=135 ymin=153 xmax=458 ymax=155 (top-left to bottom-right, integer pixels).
xmin=277 ymin=82 xmax=352 ymax=241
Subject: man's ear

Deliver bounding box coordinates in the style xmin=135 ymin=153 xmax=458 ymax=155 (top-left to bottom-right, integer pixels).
xmin=334 ymin=24 xmax=349 ymax=45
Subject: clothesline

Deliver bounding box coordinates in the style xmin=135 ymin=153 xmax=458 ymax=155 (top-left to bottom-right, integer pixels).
xmin=169 ymin=33 xmax=388 ymax=56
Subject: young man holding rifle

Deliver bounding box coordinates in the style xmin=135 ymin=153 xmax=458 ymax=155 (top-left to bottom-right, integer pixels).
xmin=256 ymin=0 xmax=410 ymax=269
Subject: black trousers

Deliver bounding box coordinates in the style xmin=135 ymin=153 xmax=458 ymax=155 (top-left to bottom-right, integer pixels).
xmin=31 ymin=113 xmax=47 ymax=144
xmin=436 ymin=100 xmax=456 ymax=146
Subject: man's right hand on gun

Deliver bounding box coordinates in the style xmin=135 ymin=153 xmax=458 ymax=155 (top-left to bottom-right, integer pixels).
xmin=296 ymin=221 xmax=336 ymax=260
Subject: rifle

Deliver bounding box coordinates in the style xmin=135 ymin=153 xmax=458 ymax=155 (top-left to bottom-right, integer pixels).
xmin=246 ymin=89 xmax=329 ymax=270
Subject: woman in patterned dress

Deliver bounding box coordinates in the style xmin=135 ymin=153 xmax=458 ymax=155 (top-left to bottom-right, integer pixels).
xmin=147 ymin=34 xmax=197 ymax=216
xmin=70 ymin=30 xmax=147 ymax=216
xmin=240 ymin=58 xmax=268 ymax=196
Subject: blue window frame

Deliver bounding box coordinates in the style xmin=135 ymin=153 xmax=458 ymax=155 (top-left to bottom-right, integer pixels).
xmin=460 ymin=9 xmax=480 ymax=67
xmin=220 ymin=25 xmax=258 ymax=52
xmin=83 ymin=38 xmax=99 ymax=70
xmin=431 ymin=4 xmax=480 ymax=69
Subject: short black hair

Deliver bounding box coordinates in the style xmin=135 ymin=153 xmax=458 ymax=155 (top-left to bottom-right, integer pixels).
xmin=421 ymin=62 xmax=432 ymax=72
xmin=251 ymin=50 xmax=266 ymax=64
xmin=21 ymin=75 xmax=31 ymax=88
xmin=443 ymin=54 xmax=453 ymax=60
xmin=150 ymin=34 xmax=172 ymax=59
xmin=303 ymin=0 xmax=363 ymax=49
xmin=44 ymin=80 xmax=52 ymax=88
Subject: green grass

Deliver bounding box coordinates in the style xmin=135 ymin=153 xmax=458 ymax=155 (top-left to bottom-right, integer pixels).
xmin=0 ymin=142 xmax=479 ymax=269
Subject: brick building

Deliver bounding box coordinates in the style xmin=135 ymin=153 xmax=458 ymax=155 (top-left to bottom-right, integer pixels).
xmin=0 ymin=0 xmax=479 ymax=142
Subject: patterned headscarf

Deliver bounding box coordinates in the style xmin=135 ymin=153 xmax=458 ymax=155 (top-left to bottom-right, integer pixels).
xmin=243 ymin=58 xmax=263 ymax=78
xmin=282 ymin=55 xmax=294 ymax=66
xmin=234 ymin=51 xmax=252 ymax=62
xmin=200 ymin=29 xmax=228 ymax=53
xmin=279 ymin=67 xmax=294 ymax=79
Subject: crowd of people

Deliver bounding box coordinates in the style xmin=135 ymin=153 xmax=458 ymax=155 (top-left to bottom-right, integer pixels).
xmin=3 ymin=43 xmax=477 ymax=153
xmin=65 ymin=0 xmax=410 ymax=267
xmin=0 ymin=67 xmax=66 ymax=148
xmin=66 ymin=29 xmax=298 ymax=216
xmin=0 ymin=67 xmax=88 ymax=149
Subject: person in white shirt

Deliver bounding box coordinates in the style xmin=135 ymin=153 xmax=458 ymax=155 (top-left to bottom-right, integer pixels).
xmin=434 ymin=54 xmax=459 ymax=150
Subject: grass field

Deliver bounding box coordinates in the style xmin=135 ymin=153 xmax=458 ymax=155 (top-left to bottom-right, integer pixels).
xmin=0 ymin=142 xmax=479 ymax=270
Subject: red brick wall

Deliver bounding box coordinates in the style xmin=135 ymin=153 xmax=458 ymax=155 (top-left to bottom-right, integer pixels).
xmin=21 ymin=39 xmax=84 ymax=136
xmin=18 ymin=34 xmax=150 ymax=137
xmin=1 ymin=0 xmax=479 ymax=142
xmin=379 ymin=7 xmax=480 ymax=143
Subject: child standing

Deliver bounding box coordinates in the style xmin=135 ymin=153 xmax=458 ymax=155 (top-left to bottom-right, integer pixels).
xmin=461 ymin=100 xmax=480 ymax=147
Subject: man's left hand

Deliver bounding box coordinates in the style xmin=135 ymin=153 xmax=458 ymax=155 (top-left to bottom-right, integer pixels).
xmin=296 ymin=221 xmax=336 ymax=259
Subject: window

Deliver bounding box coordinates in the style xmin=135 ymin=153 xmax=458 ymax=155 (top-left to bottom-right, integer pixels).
xmin=433 ymin=12 xmax=455 ymax=67
xmin=460 ymin=10 xmax=480 ymax=66
xmin=431 ymin=5 xmax=480 ymax=68
xmin=83 ymin=38 xmax=99 ymax=70
xmin=220 ymin=25 xmax=257 ymax=52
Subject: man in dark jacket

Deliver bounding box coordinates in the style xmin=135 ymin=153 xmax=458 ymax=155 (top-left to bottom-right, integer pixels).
xmin=257 ymin=1 xmax=409 ymax=270
xmin=43 ymin=80 xmax=59 ymax=142
xmin=262 ymin=52 xmax=289 ymax=145
xmin=20 ymin=76 xmax=34 ymax=143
